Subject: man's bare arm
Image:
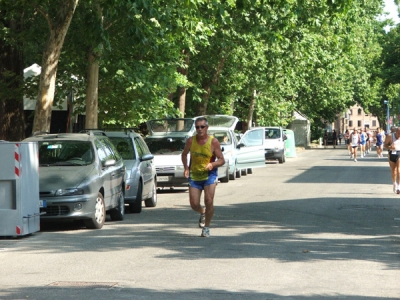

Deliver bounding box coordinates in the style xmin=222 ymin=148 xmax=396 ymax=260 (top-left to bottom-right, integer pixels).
xmin=181 ymin=137 xmax=192 ymax=177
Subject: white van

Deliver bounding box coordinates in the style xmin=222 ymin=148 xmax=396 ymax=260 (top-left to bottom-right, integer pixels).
xmin=263 ymin=127 xmax=287 ymax=163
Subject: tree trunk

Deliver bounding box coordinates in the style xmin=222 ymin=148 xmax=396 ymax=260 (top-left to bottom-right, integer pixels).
xmin=247 ymin=90 xmax=256 ymax=128
xmin=196 ymin=55 xmax=227 ymax=116
xmin=177 ymin=50 xmax=190 ymax=119
xmin=85 ymin=51 xmax=99 ymax=129
xmin=0 ymin=18 xmax=25 ymax=141
xmin=32 ymin=0 xmax=79 ymax=134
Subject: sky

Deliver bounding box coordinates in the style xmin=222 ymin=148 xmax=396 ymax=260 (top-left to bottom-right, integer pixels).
xmin=383 ymin=0 xmax=399 ymax=24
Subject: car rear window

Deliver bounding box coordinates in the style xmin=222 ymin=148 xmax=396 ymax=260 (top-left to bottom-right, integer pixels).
xmin=108 ymin=137 xmax=136 ymax=160
xmin=145 ymin=137 xmax=186 ymax=154
xmin=265 ymin=129 xmax=280 ymax=139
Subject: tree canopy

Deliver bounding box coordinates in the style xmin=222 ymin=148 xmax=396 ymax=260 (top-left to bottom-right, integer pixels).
xmin=0 ymin=0 xmax=399 ymax=140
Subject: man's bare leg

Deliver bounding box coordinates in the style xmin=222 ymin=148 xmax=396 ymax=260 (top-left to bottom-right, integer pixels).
xmin=203 ymin=183 xmax=216 ymax=227
xmin=189 ymin=187 xmax=205 ymax=214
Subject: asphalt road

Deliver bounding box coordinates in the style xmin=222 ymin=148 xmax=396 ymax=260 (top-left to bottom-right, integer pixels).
xmin=1 ymin=145 xmax=400 ymax=300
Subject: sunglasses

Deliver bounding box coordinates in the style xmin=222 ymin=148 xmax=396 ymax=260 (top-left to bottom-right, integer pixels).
xmin=195 ymin=125 xmax=207 ymax=129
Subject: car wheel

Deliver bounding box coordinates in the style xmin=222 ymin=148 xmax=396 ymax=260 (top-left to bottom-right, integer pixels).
xmin=247 ymin=168 xmax=253 ymax=174
xmin=110 ymin=191 xmax=124 ymax=221
xmin=241 ymin=168 xmax=248 ymax=176
xmin=220 ymin=167 xmax=230 ymax=183
xmin=84 ymin=192 xmax=106 ymax=229
xmin=229 ymin=163 xmax=237 ymax=180
xmin=236 ymin=169 xmax=242 ymax=178
xmin=145 ymin=180 xmax=157 ymax=207
xmin=129 ymin=182 xmax=142 ymax=213
xmin=278 ymin=153 xmax=284 ymax=164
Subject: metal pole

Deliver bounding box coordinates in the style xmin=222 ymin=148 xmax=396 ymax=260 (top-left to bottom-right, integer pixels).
xmin=384 ymin=100 xmax=390 ymax=133
xmin=387 ymin=104 xmax=390 ymax=132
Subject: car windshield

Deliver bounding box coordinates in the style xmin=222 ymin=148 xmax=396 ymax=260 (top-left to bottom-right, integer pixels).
xmin=146 ymin=137 xmax=186 ymax=154
xmin=209 ymin=130 xmax=231 ymax=145
xmin=108 ymin=137 xmax=136 ymax=160
xmin=38 ymin=141 xmax=93 ymax=166
xmin=265 ymin=129 xmax=280 ymax=139
xmin=204 ymin=116 xmax=237 ymax=128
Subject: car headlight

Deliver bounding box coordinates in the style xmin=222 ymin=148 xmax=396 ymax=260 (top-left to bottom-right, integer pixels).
xmin=55 ymin=188 xmax=84 ymax=196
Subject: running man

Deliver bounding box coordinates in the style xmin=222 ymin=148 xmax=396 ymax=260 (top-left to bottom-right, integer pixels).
xmin=349 ymin=128 xmax=360 ymax=162
xmin=181 ymin=117 xmax=225 ymax=237
xmin=384 ymin=127 xmax=400 ymax=193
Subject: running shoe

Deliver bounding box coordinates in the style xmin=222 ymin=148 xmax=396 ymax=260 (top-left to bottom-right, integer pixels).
xmin=199 ymin=213 xmax=205 ymax=228
xmin=201 ymin=227 xmax=210 ymax=237
xmin=354 ymin=159 xmax=357 ymax=162
xmin=394 ymin=183 xmax=398 ymax=193
xmin=361 ymin=154 xmax=364 ymax=158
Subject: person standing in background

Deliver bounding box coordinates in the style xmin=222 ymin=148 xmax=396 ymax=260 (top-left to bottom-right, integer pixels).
xmin=332 ymin=130 xmax=337 ymax=149
xmin=344 ymin=129 xmax=350 ymax=154
xmin=375 ymin=127 xmax=384 ymax=158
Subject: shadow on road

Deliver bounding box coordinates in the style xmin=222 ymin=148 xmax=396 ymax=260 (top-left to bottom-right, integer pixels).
xmin=1 ymin=286 xmax=398 ymax=300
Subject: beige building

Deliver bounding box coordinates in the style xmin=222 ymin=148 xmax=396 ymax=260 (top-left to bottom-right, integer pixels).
xmin=330 ymin=104 xmax=380 ymax=135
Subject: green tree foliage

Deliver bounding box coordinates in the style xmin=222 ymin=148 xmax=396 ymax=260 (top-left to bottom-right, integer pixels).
xmin=0 ymin=0 xmax=397 ymax=139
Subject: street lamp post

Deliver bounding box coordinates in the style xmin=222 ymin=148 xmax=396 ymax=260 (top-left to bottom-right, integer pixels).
xmin=384 ymin=100 xmax=390 ymax=133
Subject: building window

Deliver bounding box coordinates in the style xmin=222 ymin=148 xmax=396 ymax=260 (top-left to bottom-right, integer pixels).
xmin=349 ymin=110 xmax=352 ymax=115
xmin=358 ymin=120 xmax=362 ymax=127
xmin=358 ymin=108 xmax=362 ymax=115
xmin=349 ymin=121 xmax=353 ymax=127
xmin=372 ymin=120 xmax=376 ymax=127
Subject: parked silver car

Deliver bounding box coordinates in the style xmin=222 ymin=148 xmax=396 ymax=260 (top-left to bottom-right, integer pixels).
xmin=144 ymin=118 xmax=230 ymax=188
xmin=105 ymin=130 xmax=157 ymax=213
xmin=24 ymin=131 xmax=125 ymax=229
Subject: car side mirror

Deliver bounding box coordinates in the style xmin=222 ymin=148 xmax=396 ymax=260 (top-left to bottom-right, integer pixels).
xmin=103 ymin=159 xmax=116 ymax=167
xmin=283 ymin=135 xmax=287 ymax=141
xmin=221 ymin=146 xmax=225 ymax=152
xmin=237 ymin=143 xmax=245 ymax=149
xmin=140 ymin=153 xmax=154 ymax=161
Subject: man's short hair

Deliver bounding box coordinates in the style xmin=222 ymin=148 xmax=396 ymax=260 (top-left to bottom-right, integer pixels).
xmin=195 ymin=117 xmax=208 ymax=125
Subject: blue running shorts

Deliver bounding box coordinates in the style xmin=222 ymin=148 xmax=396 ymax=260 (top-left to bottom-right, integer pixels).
xmin=188 ymin=173 xmax=218 ymax=190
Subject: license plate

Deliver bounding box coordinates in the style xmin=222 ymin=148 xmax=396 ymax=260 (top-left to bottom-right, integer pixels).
xmin=157 ymin=176 xmax=170 ymax=182
xmin=39 ymin=200 xmax=47 ymax=208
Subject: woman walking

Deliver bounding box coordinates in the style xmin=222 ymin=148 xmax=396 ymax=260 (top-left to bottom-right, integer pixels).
xmin=349 ymin=128 xmax=360 ymax=162
xmin=384 ymin=127 xmax=400 ymax=193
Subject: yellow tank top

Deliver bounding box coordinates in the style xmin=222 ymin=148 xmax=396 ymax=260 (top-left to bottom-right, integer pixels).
xmin=189 ymin=135 xmax=216 ymax=181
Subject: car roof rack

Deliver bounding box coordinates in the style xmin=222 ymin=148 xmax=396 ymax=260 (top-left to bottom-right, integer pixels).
xmin=79 ymin=129 xmax=107 ymax=136
xmin=32 ymin=131 xmax=50 ymax=136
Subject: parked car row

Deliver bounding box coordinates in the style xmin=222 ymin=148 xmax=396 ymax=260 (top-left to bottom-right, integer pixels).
xmin=145 ymin=115 xmax=271 ymax=189
xmin=24 ymin=129 xmax=158 ymax=230
xmin=24 ymin=115 xmax=286 ymax=230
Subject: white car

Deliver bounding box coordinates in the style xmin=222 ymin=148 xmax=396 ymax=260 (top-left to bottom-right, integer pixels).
xmin=144 ymin=118 xmax=230 ymax=188
xmin=197 ymin=115 xmax=266 ymax=180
